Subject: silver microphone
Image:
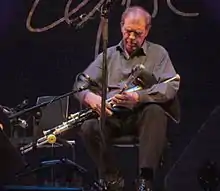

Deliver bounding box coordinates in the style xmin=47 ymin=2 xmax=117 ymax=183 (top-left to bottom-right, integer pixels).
xmin=1 ymin=107 xmax=28 ymax=129
xmin=2 ymin=108 xmax=11 ymax=115
xmin=82 ymin=73 xmax=101 ymax=89
xmin=16 ymin=119 xmax=28 ymax=129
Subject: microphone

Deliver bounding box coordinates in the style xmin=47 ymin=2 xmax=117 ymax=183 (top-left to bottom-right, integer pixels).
xmin=81 ymin=73 xmax=101 ymax=89
xmin=14 ymin=99 xmax=29 ymax=111
xmin=1 ymin=106 xmax=28 ymax=129
xmin=2 ymin=108 xmax=11 ymax=115
xmin=16 ymin=118 xmax=28 ymax=129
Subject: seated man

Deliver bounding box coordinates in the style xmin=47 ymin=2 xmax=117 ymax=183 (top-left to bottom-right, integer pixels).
xmin=74 ymin=6 xmax=180 ymax=191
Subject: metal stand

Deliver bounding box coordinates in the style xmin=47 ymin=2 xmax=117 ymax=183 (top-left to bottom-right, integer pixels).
xmin=8 ymin=86 xmax=88 ymax=120
xmin=98 ymin=2 xmax=113 ymax=179
xmin=13 ymin=87 xmax=89 ymax=187
xmin=17 ymin=137 xmax=87 ymax=187
xmin=99 ymin=0 xmax=110 ymax=136
xmin=38 ymin=138 xmax=87 ymax=186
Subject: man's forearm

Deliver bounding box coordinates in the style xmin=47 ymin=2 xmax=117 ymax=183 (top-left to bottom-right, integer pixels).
xmin=136 ymin=81 xmax=179 ymax=103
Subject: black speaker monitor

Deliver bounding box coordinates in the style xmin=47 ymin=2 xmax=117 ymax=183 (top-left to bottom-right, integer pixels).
xmin=33 ymin=96 xmax=69 ymax=138
xmin=165 ymin=106 xmax=220 ymax=191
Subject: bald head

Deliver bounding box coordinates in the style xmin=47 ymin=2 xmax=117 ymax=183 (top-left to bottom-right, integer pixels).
xmin=121 ymin=6 xmax=152 ymax=29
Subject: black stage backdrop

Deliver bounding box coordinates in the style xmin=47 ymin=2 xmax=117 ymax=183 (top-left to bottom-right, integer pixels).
xmin=0 ymin=0 xmax=220 ymax=189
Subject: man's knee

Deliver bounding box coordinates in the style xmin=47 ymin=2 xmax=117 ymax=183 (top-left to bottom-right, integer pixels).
xmin=80 ymin=119 xmax=100 ymax=137
xmin=142 ymin=104 xmax=165 ymax=117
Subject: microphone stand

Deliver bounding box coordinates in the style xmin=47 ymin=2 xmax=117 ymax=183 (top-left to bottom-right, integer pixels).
xmin=99 ymin=2 xmax=110 ymax=138
xmin=14 ymin=85 xmax=91 ymax=187
xmin=8 ymin=85 xmax=89 ymax=120
xmin=98 ymin=3 xmax=115 ymax=177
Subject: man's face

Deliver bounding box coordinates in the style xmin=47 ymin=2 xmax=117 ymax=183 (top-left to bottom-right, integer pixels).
xmin=121 ymin=14 xmax=149 ymax=54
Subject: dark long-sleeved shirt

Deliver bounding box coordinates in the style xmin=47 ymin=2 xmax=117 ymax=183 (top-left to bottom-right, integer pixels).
xmin=75 ymin=41 xmax=180 ymax=106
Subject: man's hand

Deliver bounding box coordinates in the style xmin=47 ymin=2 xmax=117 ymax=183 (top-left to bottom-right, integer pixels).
xmin=112 ymin=92 xmax=139 ymax=109
xmin=84 ymin=92 xmax=113 ymax=116
xmin=0 ymin=123 xmax=3 ymax=130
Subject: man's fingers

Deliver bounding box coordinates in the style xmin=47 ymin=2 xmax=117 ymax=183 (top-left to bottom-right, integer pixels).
xmin=96 ymin=108 xmax=112 ymax=116
xmin=106 ymin=108 xmax=113 ymax=116
xmin=114 ymin=94 xmax=126 ymax=100
xmin=112 ymin=96 xmax=127 ymax=105
xmin=106 ymin=102 xmax=112 ymax=109
xmin=93 ymin=104 xmax=112 ymax=116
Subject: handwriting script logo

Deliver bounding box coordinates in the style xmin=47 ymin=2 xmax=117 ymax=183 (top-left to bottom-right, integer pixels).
xmin=26 ymin=0 xmax=199 ymax=33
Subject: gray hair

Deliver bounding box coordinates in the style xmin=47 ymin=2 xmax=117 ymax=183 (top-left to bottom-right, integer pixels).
xmin=121 ymin=6 xmax=152 ymax=29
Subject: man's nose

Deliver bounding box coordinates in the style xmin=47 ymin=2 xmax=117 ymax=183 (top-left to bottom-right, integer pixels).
xmin=128 ymin=32 xmax=136 ymax=40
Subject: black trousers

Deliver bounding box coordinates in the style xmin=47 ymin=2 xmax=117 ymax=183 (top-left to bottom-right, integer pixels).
xmin=80 ymin=104 xmax=168 ymax=178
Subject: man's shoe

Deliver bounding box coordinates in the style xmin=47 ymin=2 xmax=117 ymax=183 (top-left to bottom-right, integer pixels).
xmin=106 ymin=176 xmax=124 ymax=191
xmin=91 ymin=179 xmax=107 ymax=191
xmin=91 ymin=177 xmax=124 ymax=191
xmin=136 ymin=178 xmax=153 ymax=191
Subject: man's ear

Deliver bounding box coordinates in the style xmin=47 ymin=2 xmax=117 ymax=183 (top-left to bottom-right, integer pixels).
xmin=144 ymin=25 xmax=151 ymax=37
xmin=147 ymin=24 xmax=152 ymax=31
xmin=120 ymin=23 xmax=124 ymax=33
